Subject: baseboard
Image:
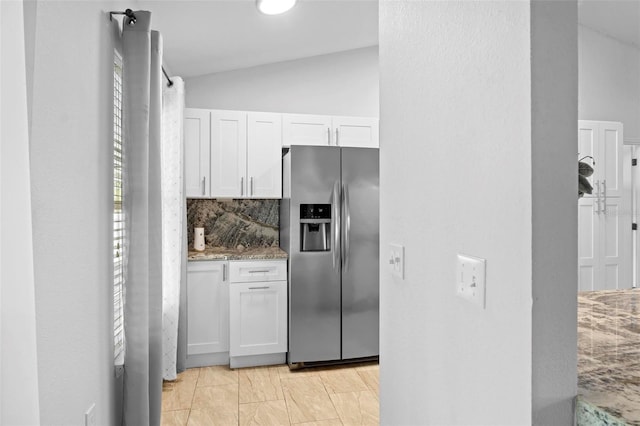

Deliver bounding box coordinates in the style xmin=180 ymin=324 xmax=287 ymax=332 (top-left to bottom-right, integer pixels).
xmin=230 ymin=352 xmax=286 ymax=369
xmin=186 ymin=352 xmax=229 ymax=368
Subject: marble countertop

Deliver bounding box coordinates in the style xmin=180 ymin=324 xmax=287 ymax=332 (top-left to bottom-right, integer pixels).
xmin=578 ymin=289 xmax=640 ymax=425
xmin=187 ymin=246 xmax=288 ymax=261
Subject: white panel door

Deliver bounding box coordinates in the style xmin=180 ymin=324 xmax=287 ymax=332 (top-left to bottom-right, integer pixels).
xmin=184 ymin=109 xmax=210 ymax=197
xmin=599 ymin=122 xmax=623 ymax=198
xmin=578 ymin=121 xmax=597 ymax=199
xmin=229 ymin=281 xmax=287 ymax=357
xmin=578 ymin=198 xmax=598 ymax=291
xmin=187 ymin=261 xmax=229 ymax=355
xmin=601 ymin=197 xmax=630 ymax=290
xmin=211 ymin=110 xmax=247 ymax=198
xmin=247 ymin=112 xmax=282 ymax=198
xmin=332 ymin=116 xmax=379 ymax=148
xmin=282 ymin=114 xmax=332 ymax=147
xmin=578 ymin=120 xmax=631 ymax=291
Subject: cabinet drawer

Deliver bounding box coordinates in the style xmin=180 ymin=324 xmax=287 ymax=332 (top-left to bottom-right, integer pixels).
xmin=228 ymin=260 xmax=287 ymax=283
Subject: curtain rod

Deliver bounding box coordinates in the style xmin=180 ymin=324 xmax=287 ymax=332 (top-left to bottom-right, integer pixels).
xmin=162 ymin=67 xmax=174 ymax=87
xmin=109 ymin=9 xmax=174 ymax=88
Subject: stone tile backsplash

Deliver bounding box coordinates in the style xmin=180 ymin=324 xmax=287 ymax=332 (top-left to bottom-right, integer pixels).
xmin=187 ymin=199 xmax=280 ymax=250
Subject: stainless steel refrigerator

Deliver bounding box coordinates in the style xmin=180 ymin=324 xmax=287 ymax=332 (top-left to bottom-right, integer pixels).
xmin=280 ymin=146 xmax=379 ymax=365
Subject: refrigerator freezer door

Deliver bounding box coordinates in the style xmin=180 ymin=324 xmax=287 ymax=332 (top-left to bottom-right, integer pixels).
xmin=288 ymin=146 xmax=342 ymax=363
xmin=341 ymin=148 xmax=379 ymax=359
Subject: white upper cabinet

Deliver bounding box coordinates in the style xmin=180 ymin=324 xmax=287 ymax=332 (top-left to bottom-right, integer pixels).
xmin=282 ymin=114 xmax=333 ymax=146
xmin=210 ymin=110 xmax=247 ymax=198
xmin=184 ymin=109 xmax=211 ymax=197
xmin=247 ymin=112 xmax=282 ymax=198
xmin=184 ymin=109 xmax=283 ymax=199
xmin=282 ymin=113 xmax=379 ymax=148
xmin=332 ymin=116 xmax=379 ymax=148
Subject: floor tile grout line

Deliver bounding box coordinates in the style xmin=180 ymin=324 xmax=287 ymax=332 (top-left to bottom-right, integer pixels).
xmin=321 ymin=377 xmax=344 ymax=425
xmin=186 ymin=367 xmax=200 ymax=423
xmin=281 ymin=378 xmax=294 ymax=425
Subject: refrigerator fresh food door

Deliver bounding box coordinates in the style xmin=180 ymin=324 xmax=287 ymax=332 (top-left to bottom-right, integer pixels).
xmin=288 ymin=146 xmax=342 ymax=363
xmin=341 ymin=147 xmax=380 ymax=359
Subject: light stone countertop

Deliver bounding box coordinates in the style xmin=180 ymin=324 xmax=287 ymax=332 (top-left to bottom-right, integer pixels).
xmin=578 ymin=289 xmax=640 ymax=425
xmin=187 ymin=246 xmax=288 ymax=261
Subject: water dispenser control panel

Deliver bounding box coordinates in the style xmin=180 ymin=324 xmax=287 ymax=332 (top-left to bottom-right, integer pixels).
xmin=300 ymin=204 xmax=331 ymax=252
xmin=300 ymin=204 xmax=331 ymax=220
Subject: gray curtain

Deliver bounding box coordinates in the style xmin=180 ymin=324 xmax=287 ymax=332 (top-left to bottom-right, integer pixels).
xmin=122 ymin=11 xmax=163 ymax=426
xmin=161 ymin=77 xmax=185 ymax=380
xmin=176 ymin=212 xmax=188 ymax=374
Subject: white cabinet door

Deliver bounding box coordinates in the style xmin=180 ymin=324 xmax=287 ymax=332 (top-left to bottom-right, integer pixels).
xmin=187 ymin=261 xmax=229 ymax=355
xmin=210 ymin=110 xmax=247 ymax=198
xmin=184 ymin=109 xmax=210 ymax=197
xmin=332 ymin=116 xmax=379 ymax=148
xmin=283 ymin=114 xmax=379 ymax=148
xmin=282 ymin=114 xmax=332 ymax=147
xmin=578 ymin=120 xmax=630 ymax=291
xmin=247 ymin=112 xmax=282 ymax=198
xmin=229 ymin=280 xmax=287 ymax=357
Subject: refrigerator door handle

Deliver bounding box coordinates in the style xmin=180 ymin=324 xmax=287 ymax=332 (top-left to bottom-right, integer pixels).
xmin=342 ymin=183 xmax=351 ymax=271
xmin=332 ymin=181 xmax=341 ymax=270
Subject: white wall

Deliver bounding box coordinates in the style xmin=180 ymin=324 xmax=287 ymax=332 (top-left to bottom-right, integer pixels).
xmin=379 ymin=1 xmax=576 ymax=424
xmin=28 ymin=1 xmax=124 ymax=424
xmin=531 ymin=2 xmax=578 ymax=423
xmin=185 ymin=46 xmax=379 ymax=117
xmin=1 ymin=1 xmax=41 ymax=424
xmin=579 ymin=25 xmax=640 ymax=141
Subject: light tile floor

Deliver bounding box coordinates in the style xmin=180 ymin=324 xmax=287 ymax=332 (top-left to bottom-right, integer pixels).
xmin=161 ymin=362 xmax=379 ymax=426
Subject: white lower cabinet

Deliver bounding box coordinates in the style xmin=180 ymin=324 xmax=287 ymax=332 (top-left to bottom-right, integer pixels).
xmin=185 ymin=259 xmax=288 ymax=369
xmin=186 ymin=260 xmax=229 ymax=367
xmin=229 ymin=260 xmax=288 ymax=368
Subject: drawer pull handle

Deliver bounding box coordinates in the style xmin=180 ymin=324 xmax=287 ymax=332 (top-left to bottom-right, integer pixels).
xmin=248 ymin=286 xmax=270 ymax=290
xmin=248 ymin=270 xmax=271 ymax=273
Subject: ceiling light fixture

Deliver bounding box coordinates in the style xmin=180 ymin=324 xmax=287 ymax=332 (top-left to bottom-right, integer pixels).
xmin=256 ymin=0 xmax=297 ymax=15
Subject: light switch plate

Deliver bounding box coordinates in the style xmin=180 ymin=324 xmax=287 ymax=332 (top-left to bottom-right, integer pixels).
xmin=389 ymin=244 xmax=405 ymax=279
xmin=456 ymin=254 xmax=486 ymax=308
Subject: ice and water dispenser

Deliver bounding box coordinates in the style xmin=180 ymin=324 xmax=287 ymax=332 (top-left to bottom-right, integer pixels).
xmin=300 ymin=204 xmax=331 ymax=252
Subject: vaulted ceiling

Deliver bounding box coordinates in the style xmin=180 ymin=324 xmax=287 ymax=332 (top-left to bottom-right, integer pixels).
xmin=579 ymin=0 xmax=640 ymax=48
xmin=140 ymin=0 xmax=640 ymax=79
xmin=139 ymin=0 xmax=378 ymax=78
